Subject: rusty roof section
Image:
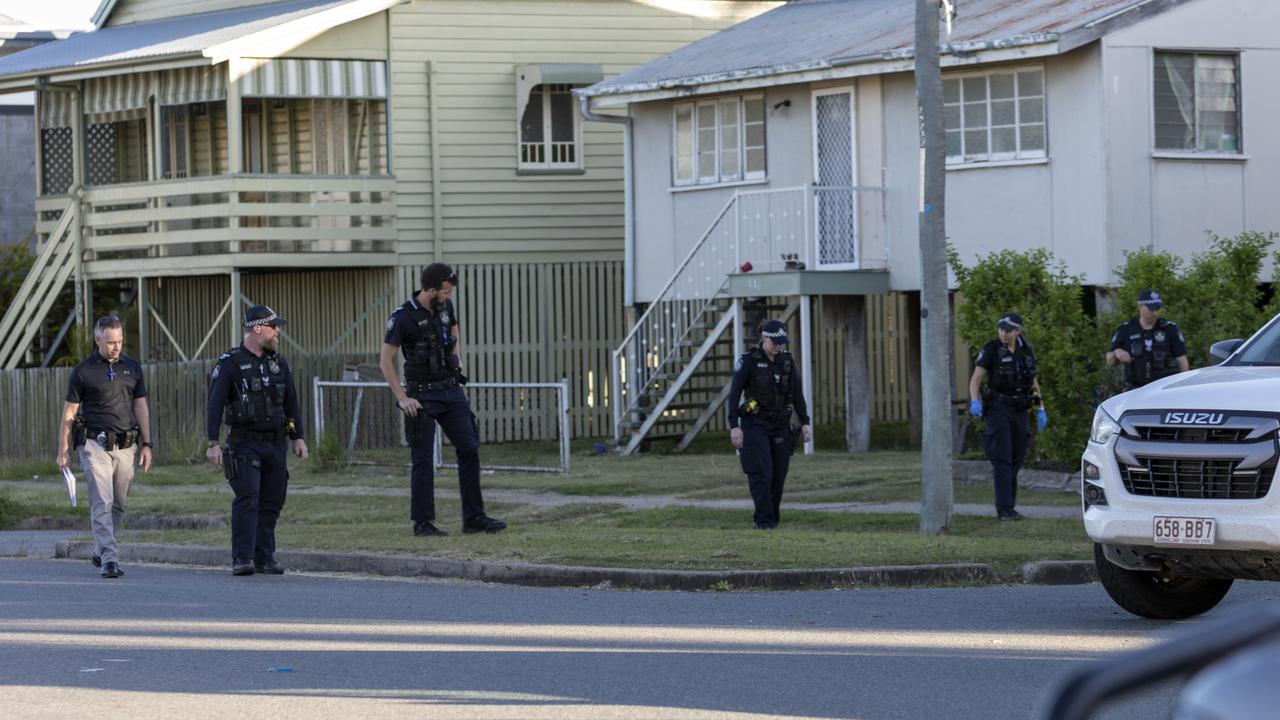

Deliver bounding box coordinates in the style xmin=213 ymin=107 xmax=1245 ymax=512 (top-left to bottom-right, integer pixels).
xmin=580 ymin=0 xmax=1193 ymax=100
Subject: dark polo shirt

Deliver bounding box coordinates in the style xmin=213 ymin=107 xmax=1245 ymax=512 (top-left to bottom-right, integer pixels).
xmin=66 ymin=351 xmax=147 ymax=433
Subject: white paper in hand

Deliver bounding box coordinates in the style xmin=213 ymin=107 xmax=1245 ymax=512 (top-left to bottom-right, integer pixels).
xmin=61 ymin=467 xmax=77 ymax=507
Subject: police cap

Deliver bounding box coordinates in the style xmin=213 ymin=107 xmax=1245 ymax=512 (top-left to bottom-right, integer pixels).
xmin=244 ymin=305 xmax=288 ymax=328
xmin=760 ymin=319 xmax=790 ymax=344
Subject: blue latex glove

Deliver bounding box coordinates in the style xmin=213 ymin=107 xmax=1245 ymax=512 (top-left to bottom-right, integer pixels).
xmin=1037 ymin=408 xmax=1049 ymax=431
xmin=969 ymin=399 xmax=983 ymax=417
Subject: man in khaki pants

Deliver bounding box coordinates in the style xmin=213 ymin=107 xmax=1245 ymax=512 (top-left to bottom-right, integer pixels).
xmin=56 ymin=316 xmax=153 ymax=578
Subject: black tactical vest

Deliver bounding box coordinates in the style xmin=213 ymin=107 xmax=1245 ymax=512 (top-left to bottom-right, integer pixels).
xmin=1123 ymin=318 xmax=1180 ymax=387
xmin=222 ymin=346 xmax=288 ymax=429
xmin=742 ymin=347 xmax=795 ymax=426
xmin=402 ymin=303 xmax=451 ymax=383
xmin=987 ymin=340 xmax=1037 ymax=410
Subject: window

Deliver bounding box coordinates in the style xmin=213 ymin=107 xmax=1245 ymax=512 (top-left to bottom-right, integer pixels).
xmin=161 ymin=107 xmax=189 ymax=179
xmin=1154 ymin=51 xmax=1241 ymax=153
xmin=673 ymin=95 xmax=765 ymax=186
xmin=944 ymin=67 xmax=1046 ymax=164
xmin=520 ymin=84 xmax=581 ymax=169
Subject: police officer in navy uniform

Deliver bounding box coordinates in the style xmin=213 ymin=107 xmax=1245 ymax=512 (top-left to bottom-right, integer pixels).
xmin=206 ymin=305 xmax=308 ymax=576
xmin=727 ymin=319 xmax=812 ymax=529
xmin=968 ymin=313 xmax=1047 ymax=521
xmin=379 ymin=262 xmax=506 ymax=537
xmin=1107 ymin=288 xmax=1189 ymax=391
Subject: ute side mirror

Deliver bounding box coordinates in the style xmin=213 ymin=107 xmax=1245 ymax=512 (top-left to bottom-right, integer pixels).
xmin=1208 ymin=339 xmax=1244 ymax=364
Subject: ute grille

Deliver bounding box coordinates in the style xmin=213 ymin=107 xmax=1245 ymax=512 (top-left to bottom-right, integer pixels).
xmin=1120 ymin=458 xmax=1276 ymax=499
xmin=1135 ymin=427 xmax=1253 ymax=442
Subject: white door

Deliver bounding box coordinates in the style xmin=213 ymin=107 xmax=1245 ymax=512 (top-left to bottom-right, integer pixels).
xmin=811 ymin=87 xmax=859 ymax=269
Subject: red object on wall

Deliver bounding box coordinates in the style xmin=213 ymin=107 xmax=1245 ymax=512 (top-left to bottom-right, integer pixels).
xmin=740 ymin=262 xmax=753 ymax=273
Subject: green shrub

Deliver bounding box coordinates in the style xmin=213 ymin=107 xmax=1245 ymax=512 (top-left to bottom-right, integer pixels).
xmin=1106 ymin=232 xmax=1277 ymax=367
xmin=949 ymin=247 xmax=1105 ymax=463
xmin=313 ymin=430 xmax=347 ymax=472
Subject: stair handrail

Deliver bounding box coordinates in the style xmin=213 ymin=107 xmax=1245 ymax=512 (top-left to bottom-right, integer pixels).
xmin=610 ymin=192 xmax=738 ymax=438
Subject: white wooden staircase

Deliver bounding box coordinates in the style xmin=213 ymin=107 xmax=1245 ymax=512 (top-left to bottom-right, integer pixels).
xmin=611 ymin=186 xmax=810 ymax=454
xmin=0 ymin=196 xmax=80 ymax=369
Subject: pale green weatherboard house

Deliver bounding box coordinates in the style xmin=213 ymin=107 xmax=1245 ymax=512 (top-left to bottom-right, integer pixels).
xmin=0 ymin=0 xmax=779 ymax=437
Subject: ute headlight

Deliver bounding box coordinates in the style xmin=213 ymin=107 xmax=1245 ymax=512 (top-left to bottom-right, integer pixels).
xmin=1090 ymin=406 xmax=1121 ymax=444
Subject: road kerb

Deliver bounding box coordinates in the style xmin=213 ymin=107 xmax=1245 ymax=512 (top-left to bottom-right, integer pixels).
xmin=57 ymin=541 xmax=1002 ymax=590
xmin=1022 ymin=560 xmax=1097 ymax=585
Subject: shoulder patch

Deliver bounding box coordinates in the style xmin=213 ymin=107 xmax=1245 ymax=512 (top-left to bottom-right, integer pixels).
xmin=211 ymin=364 xmax=220 ymax=380
xmin=386 ymin=316 xmax=396 ymax=332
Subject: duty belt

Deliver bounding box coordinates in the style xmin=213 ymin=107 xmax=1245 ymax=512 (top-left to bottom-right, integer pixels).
xmin=987 ymin=390 xmax=1032 ymax=410
xmin=408 ymin=377 xmax=459 ymax=393
xmin=84 ymin=428 xmax=139 ymax=451
xmin=228 ymin=427 xmax=287 ymax=443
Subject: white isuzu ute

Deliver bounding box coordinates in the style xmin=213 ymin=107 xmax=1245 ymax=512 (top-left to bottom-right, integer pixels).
xmin=1083 ymin=312 xmax=1280 ymax=619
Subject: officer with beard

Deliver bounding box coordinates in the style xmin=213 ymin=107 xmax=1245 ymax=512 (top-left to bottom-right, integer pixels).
xmin=207 ymin=305 xmax=308 ymax=576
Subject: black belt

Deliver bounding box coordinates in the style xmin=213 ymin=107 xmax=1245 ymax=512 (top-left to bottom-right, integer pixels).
xmin=84 ymin=428 xmax=138 ymax=451
xmin=229 ymin=428 xmax=287 ymax=443
xmin=987 ymin=390 xmax=1032 ymax=410
xmin=408 ymin=377 xmax=459 ymax=393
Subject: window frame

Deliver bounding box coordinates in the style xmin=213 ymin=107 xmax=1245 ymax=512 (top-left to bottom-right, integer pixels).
xmin=672 ymin=93 xmax=766 ymax=188
xmin=1151 ymin=49 xmax=1243 ymax=156
xmin=942 ymin=64 xmax=1048 ymax=166
xmin=518 ymin=83 xmax=585 ymax=172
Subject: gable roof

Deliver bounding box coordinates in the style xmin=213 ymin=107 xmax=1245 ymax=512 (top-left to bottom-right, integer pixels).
xmin=0 ymin=0 xmax=399 ymax=85
xmin=579 ymin=0 xmax=1194 ymax=106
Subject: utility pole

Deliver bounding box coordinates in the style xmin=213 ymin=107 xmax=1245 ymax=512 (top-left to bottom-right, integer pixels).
xmin=915 ymin=0 xmax=953 ymax=535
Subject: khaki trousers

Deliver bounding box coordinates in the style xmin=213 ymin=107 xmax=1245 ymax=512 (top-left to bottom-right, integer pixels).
xmin=78 ymin=441 xmax=137 ymax=564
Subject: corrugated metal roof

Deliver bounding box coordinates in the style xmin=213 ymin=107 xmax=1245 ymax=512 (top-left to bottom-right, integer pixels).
xmin=0 ymin=0 xmax=350 ymax=78
xmin=582 ymin=0 xmax=1182 ymax=98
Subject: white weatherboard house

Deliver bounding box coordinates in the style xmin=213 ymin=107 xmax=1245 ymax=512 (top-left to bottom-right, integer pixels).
xmin=0 ymin=0 xmax=778 ymax=439
xmin=576 ymin=0 xmax=1280 ymax=454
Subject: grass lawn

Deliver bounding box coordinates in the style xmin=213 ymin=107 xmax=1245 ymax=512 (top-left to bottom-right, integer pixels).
xmin=1 ymin=448 xmax=1088 ymax=582
xmin=99 ymin=500 xmax=1093 ymax=580
xmin=2 ymin=486 xmax=1092 ymax=581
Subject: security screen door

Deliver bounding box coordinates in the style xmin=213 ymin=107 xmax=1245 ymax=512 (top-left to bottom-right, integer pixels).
xmin=812 ymin=88 xmax=859 ymax=269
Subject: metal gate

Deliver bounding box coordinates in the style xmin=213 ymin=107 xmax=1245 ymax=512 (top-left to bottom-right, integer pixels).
xmin=812 ymin=87 xmax=859 ymax=269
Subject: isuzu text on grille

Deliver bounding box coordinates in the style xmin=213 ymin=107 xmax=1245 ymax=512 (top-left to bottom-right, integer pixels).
xmin=1162 ymin=412 xmax=1226 ymax=425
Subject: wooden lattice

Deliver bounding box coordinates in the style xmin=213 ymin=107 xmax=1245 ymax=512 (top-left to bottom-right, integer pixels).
xmin=39 ymin=127 xmax=73 ymax=195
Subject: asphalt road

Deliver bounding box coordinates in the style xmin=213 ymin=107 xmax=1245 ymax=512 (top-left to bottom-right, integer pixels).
xmin=2 ymin=558 xmax=1279 ymax=720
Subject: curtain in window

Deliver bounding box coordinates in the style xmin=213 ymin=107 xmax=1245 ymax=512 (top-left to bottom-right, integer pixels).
xmin=1155 ymin=53 xmax=1195 ymax=150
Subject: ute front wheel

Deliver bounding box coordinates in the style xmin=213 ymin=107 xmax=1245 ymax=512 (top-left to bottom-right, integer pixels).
xmin=1094 ymin=543 xmax=1233 ymax=620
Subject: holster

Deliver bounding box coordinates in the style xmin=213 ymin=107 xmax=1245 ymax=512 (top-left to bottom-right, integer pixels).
xmin=223 ymin=448 xmax=237 ymax=481
xmin=788 ymin=423 xmax=803 ymax=450
xmin=71 ymin=416 xmax=87 ymax=446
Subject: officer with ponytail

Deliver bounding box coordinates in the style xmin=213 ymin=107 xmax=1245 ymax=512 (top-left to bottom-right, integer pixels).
xmin=728 ymin=319 xmax=812 ymax=530
xmin=967 ymin=313 xmax=1046 ymax=522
